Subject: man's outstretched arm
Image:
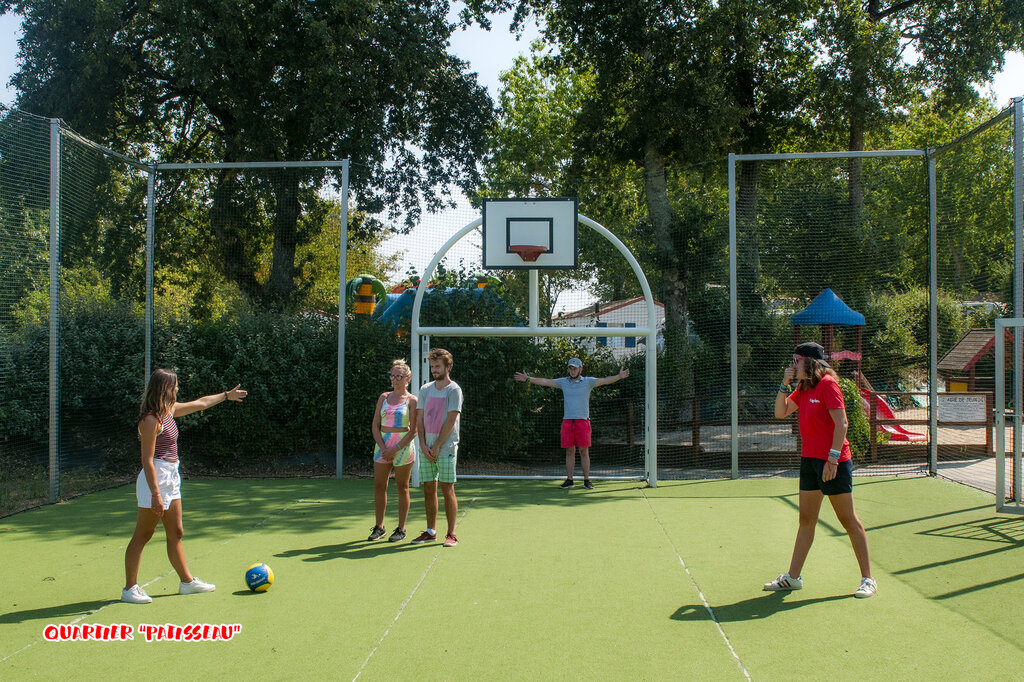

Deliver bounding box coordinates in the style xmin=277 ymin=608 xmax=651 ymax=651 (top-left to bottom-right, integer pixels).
xmin=513 ymin=371 xmax=558 ymax=388
xmin=594 ymin=367 xmax=629 ymax=387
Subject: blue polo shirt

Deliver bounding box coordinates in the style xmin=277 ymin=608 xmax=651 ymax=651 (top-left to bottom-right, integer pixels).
xmin=554 ymin=376 xmax=598 ymax=419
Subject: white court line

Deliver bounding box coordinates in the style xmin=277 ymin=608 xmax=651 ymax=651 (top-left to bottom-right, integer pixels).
xmin=0 ymin=497 xmax=316 ymax=665
xmin=353 ymin=497 xmax=475 ymax=681
xmin=641 ymin=490 xmax=751 ymax=680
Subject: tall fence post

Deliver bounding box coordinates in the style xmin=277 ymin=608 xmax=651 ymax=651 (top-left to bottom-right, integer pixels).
xmin=728 ymin=153 xmax=739 ymax=479
xmin=928 ymin=152 xmax=938 ymax=476
xmin=48 ymin=118 xmax=61 ymax=504
xmin=1013 ymin=97 xmax=1023 ymax=500
xmin=336 ymin=159 xmax=350 ymax=479
xmin=145 ymin=165 xmax=155 ymax=382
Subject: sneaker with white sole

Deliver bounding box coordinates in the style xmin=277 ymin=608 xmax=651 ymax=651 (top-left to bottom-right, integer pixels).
xmin=763 ymin=573 xmax=803 ymax=591
xmin=443 ymin=533 xmax=458 ymax=547
xmin=179 ymin=577 xmax=215 ymax=594
xmin=410 ymin=530 xmax=436 ymax=544
xmin=855 ymin=577 xmax=877 ymax=598
xmin=121 ymin=584 xmax=152 ymax=604
xmin=367 ymin=525 xmax=386 ymax=541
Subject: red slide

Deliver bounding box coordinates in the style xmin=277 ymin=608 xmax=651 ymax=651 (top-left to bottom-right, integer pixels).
xmin=858 ymin=388 xmax=927 ymax=442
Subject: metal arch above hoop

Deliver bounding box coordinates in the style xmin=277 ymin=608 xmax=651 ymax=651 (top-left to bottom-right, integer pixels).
xmin=408 ymin=212 xmax=659 ymax=488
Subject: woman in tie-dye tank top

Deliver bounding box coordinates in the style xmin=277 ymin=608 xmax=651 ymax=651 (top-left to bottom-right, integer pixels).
xmin=368 ymin=359 xmax=418 ymax=543
xmin=121 ymin=368 xmax=248 ymax=605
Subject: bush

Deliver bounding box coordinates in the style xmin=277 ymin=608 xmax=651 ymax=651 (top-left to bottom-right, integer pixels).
xmin=839 ymin=377 xmax=870 ymax=459
xmin=155 ymin=310 xmax=341 ymax=465
xmin=861 ymin=287 xmax=968 ymax=386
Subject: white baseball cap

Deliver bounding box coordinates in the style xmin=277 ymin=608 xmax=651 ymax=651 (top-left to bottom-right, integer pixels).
xmin=567 ymin=358 xmax=583 ymax=368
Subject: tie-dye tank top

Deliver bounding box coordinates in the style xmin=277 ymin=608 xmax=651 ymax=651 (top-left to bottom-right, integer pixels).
xmin=379 ymin=395 xmax=411 ymax=429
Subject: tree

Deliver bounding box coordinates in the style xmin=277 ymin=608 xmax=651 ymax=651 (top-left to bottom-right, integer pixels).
xmin=474 ymin=0 xmax=816 ymax=399
xmin=478 ymin=53 xmax=596 ymax=324
xmin=297 ymin=208 xmax=403 ymax=313
xmin=810 ymin=0 xmax=1023 ymax=217
xmin=3 ymin=0 xmax=494 ymax=308
xmin=868 ymin=94 xmax=1014 ymax=299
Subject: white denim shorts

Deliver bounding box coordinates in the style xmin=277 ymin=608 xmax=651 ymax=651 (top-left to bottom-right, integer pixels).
xmin=135 ymin=458 xmax=181 ymax=509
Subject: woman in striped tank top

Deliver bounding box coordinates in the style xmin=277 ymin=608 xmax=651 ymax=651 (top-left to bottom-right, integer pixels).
xmin=368 ymin=359 xmax=418 ymax=543
xmin=121 ymin=369 xmax=248 ymax=605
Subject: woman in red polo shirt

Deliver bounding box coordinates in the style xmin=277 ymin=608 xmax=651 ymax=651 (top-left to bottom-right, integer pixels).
xmin=764 ymin=342 xmax=876 ymax=598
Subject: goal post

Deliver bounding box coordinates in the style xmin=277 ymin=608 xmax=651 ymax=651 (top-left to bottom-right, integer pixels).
xmin=993 ymin=318 xmax=1024 ymax=514
xmin=409 ymin=211 xmax=659 ymax=487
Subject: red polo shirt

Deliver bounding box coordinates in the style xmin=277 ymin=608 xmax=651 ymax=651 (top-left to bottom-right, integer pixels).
xmin=790 ymin=373 xmax=852 ymax=461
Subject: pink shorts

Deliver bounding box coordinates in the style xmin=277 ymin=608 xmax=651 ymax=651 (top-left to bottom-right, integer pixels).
xmin=560 ymin=419 xmax=592 ymax=448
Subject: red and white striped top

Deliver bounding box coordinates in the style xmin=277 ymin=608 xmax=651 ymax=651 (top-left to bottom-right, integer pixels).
xmin=141 ymin=412 xmax=179 ymax=462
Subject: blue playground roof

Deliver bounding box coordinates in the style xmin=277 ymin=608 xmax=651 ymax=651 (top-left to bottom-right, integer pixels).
xmin=790 ymin=288 xmax=865 ymax=326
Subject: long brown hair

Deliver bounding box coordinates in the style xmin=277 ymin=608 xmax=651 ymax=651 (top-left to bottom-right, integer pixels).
xmin=138 ymin=369 xmax=177 ymax=422
xmin=795 ymin=358 xmax=839 ymax=391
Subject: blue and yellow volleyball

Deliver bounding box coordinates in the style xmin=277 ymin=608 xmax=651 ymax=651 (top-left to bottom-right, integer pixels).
xmin=245 ymin=562 xmax=274 ymax=592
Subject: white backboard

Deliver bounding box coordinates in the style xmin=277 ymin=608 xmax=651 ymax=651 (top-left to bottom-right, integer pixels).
xmin=482 ymin=198 xmax=578 ymax=269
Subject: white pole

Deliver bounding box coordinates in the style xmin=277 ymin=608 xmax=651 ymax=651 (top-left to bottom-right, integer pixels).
xmin=145 ymin=166 xmax=155 ymax=382
xmin=928 ymin=155 xmax=939 ymax=476
xmin=997 ymin=319 xmax=1007 ymax=512
xmin=48 ymin=118 xmax=61 ymax=504
xmin=335 ymin=160 xmax=350 ymax=479
xmin=529 ymin=268 xmax=539 ymax=328
xmin=1013 ymin=97 xmax=1023 ymax=504
xmin=728 ymin=154 xmax=739 ymax=479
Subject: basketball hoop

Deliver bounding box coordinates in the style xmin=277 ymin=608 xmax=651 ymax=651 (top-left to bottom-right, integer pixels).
xmin=509 ymin=244 xmax=546 ymax=263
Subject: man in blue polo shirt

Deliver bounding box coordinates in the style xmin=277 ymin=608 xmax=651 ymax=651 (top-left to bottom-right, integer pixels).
xmin=514 ymin=358 xmax=629 ymax=489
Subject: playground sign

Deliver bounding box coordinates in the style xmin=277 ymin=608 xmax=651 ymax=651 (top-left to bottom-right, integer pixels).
xmin=937 ymin=394 xmax=986 ymax=423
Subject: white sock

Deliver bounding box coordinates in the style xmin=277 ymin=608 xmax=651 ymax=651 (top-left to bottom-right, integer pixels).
xmin=427 ymin=529 xmax=436 ymax=536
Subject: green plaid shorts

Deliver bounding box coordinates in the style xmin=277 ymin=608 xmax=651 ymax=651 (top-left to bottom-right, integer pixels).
xmin=419 ymin=445 xmax=457 ymax=483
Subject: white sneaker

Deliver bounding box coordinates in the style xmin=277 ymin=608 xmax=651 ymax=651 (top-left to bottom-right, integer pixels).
xmin=121 ymin=584 xmax=152 ymax=604
xmin=763 ymin=573 xmax=803 ymax=591
xmin=855 ymin=577 xmax=877 ymax=598
xmin=179 ymin=577 xmax=215 ymax=594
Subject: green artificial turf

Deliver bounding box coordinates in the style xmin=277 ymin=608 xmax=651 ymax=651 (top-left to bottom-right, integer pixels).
xmin=1 ymin=477 xmax=1022 ymax=680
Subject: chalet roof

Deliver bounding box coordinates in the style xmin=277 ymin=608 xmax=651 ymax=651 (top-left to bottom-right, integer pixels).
xmin=937 ymin=328 xmax=1012 ymax=373
xmin=558 ymin=296 xmax=664 ymax=321
xmin=791 ymin=288 xmax=865 ymax=326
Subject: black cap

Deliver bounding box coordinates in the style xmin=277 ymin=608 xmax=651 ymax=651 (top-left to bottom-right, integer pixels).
xmin=794 ymin=342 xmax=829 ymax=367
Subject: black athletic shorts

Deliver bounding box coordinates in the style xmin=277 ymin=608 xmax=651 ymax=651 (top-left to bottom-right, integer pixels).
xmin=799 ymin=457 xmax=853 ymax=495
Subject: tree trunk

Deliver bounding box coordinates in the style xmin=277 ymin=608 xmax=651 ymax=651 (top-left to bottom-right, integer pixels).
xmin=210 ymin=171 xmax=259 ymax=300
xmin=737 ymin=159 xmax=761 ymax=309
xmin=643 ymin=140 xmax=691 ymax=401
xmin=733 ymin=13 xmax=764 ymax=313
xmin=264 ymin=170 xmax=302 ymax=306
xmin=846 ymin=27 xmax=870 ymax=223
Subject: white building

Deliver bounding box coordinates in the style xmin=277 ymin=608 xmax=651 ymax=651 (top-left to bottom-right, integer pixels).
xmin=554 ymin=296 xmax=665 ymax=361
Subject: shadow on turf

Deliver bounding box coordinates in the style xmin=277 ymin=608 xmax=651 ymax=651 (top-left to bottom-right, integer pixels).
xmin=4 ymin=480 xmax=651 ymax=543
xmin=671 ymin=592 xmax=849 ymax=622
xmin=275 ymin=538 xmax=427 ymax=561
xmin=0 ymin=599 xmax=118 ymax=624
